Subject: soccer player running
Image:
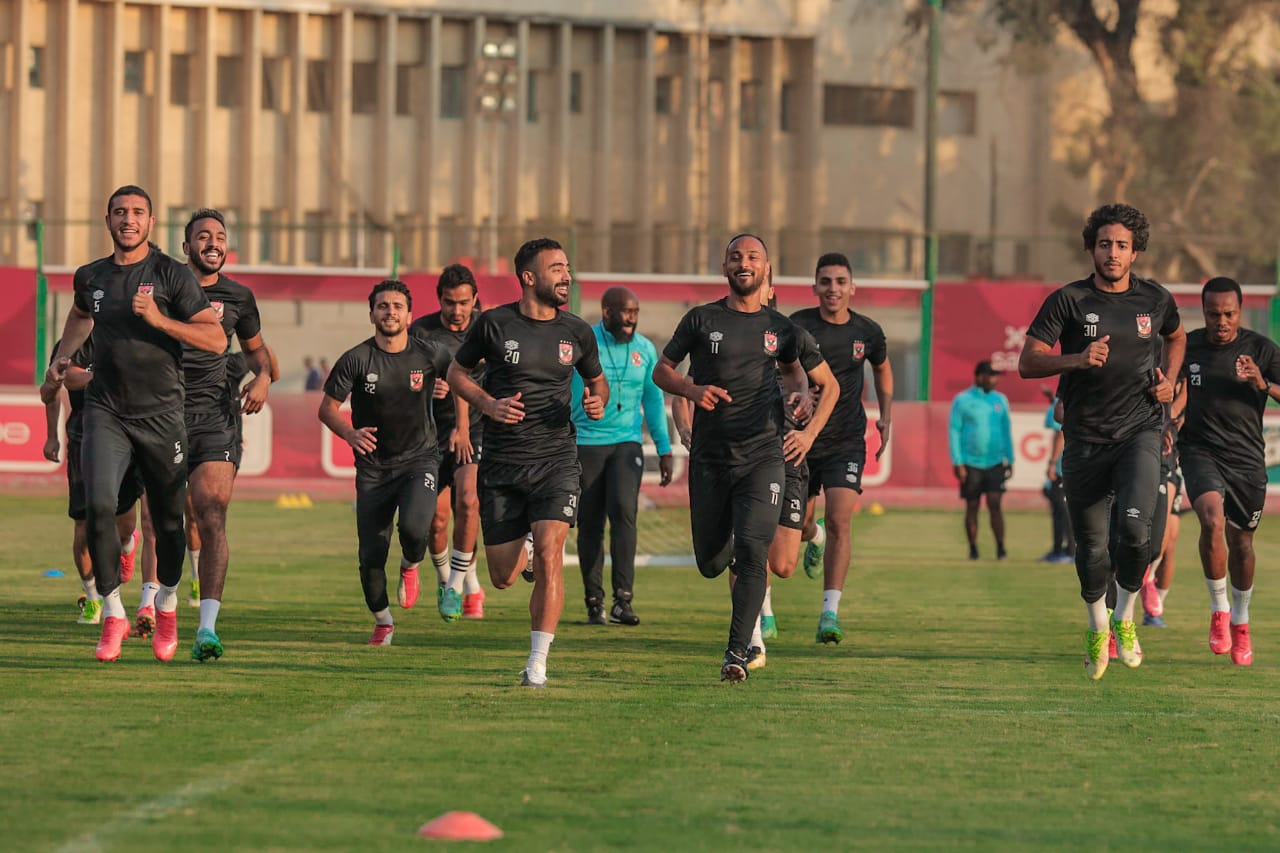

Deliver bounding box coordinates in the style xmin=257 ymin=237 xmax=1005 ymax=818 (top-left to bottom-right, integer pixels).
xmin=41 ymin=339 xmax=142 ymax=624
xmin=45 ymin=185 xmax=224 ymax=662
xmin=408 ymin=264 xmax=487 ymax=621
xmin=948 ymin=361 xmax=1014 ymax=561
xmin=320 ymin=281 xmax=453 ymax=646
xmin=654 ymin=234 xmax=839 ymax=682
xmin=791 ymin=253 xmax=891 ymax=645
xmin=1018 ymin=203 xmax=1184 ymax=680
xmin=571 ymin=286 xmax=674 ymax=627
xmin=1179 ymin=276 xmax=1280 ymax=666
xmin=178 ymin=208 xmax=274 ymax=660
xmin=447 ymin=238 xmax=607 ymax=687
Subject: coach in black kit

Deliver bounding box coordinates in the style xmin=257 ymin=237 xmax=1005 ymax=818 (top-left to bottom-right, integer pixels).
xmin=320 ymin=280 xmax=453 ymax=647
xmin=448 ymin=238 xmax=608 ymax=688
xmin=45 ymin=185 xmax=225 ymax=663
xmin=1019 ymin=204 xmax=1185 ymax=680
xmin=654 ymin=234 xmax=838 ymax=683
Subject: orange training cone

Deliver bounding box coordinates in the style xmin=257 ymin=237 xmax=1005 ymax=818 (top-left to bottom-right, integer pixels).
xmin=417 ymin=811 xmax=504 ymax=841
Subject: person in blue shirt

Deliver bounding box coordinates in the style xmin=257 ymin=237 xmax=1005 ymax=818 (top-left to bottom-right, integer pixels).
xmin=571 ymin=286 xmax=674 ymax=626
xmin=949 ymin=361 xmax=1015 ymax=559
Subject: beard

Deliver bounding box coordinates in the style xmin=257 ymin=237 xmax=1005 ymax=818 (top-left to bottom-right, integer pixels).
xmin=377 ymin=317 xmax=405 ymax=336
xmin=1093 ymin=260 xmax=1127 ymax=283
xmin=727 ymin=269 xmax=765 ymax=298
xmin=112 ymin=225 xmax=151 ymax=253
xmin=533 ymin=278 xmax=569 ymax=308
xmin=188 ymin=250 xmax=225 ymax=276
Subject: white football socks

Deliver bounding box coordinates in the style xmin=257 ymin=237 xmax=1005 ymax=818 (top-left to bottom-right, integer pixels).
xmin=155 ymin=583 xmax=180 ymax=613
xmin=1113 ymin=586 xmax=1137 ymax=623
xmin=373 ymin=607 xmax=393 ymax=626
xmin=103 ymin=588 xmax=126 ymax=619
xmin=822 ymin=589 xmax=842 ymax=615
xmin=1206 ymin=576 xmax=1230 ymax=613
xmin=761 ymin=585 xmax=774 ymax=618
xmin=463 ymin=555 xmax=482 ymax=594
xmin=81 ymin=576 xmax=101 ymax=601
xmin=139 ymin=582 xmax=160 ymax=610
xmin=430 ymin=551 xmax=450 ymax=585
xmin=526 ymin=631 xmax=553 ymax=682
xmin=1086 ymin=597 xmax=1109 ymax=632
xmin=198 ymin=599 xmax=221 ymax=633
xmin=1231 ymin=585 xmax=1253 ymax=625
xmin=809 ymin=521 xmax=827 ymax=547
xmin=447 ymin=550 xmax=473 ymax=595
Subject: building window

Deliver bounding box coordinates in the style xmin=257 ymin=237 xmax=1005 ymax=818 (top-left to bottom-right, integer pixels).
xmin=352 ymin=61 xmax=378 ymax=114
xmin=218 ymin=208 xmax=241 ymax=254
xmin=304 ymin=211 xmax=325 ymax=263
xmin=655 ymin=74 xmax=678 ymax=115
xmin=440 ymin=65 xmax=465 ymax=119
xmin=124 ymin=50 xmax=147 ymax=94
xmin=28 ymin=46 xmax=45 ymax=89
xmin=170 ymin=54 xmax=191 ymax=106
xmin=823 ymin=227 xmax=915 ymax=275
xmin=526 ymin=72 xmax=539 ymax=123
xmin=780 ymin=81 xmax=795 ymax=132
xmin=569 ymin=70 xmax=583 ymax=114
xmin=938 ymin=233 xmax=972 ymax=276
xmin=259 ymin=209 xmax=277 ymax=263
xmin=823 ymin=84 xmax=914 ymax=128
xmin=739 ymin=80 xmax=763 ymax=130
xmin=707 ymin=78 xmax=725 ymax=125
xmin=262 ymin=57 xmax=284 ymax=111
xmin=395 ymin=64 xmax=417 ymax=116
xmin=939 ymin=90 xmax=977 ymax=136
xmin=217 ymin=56 xmax=241 ymax=108
xmin=306 ymin=60 xmax=331 ymax=112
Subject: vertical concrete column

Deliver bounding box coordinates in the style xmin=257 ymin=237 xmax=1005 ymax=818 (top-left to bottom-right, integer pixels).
xmin=103 ymin=1 xmax=123 ymax=217
xmin=761 ymin=37 xmax=781 ymax=262
xmin=195 ymin=4 xmax=215 ymax=206
xmin=550 ymin=22 xmax=572 ymax=228
xmin=505 ymin=18 xmax=530 ymax=242
xmin=54 ymin=0 xmax=76 ymax=262
xmin=375 ymin=12 xmax=396 ymax=267
xmin=637 ymin=28 xmax=656 ymax=272
xmin=593 ymin=24 xmax=614 ymax=272
xmin=334 ymin=9 xmax=353 ymax=264
xmin=287 ymin=10 xmax=306 ymax=263
xmin=462 ymin=16 xmax=486 ymax=258
xmin=242 ymin=8 xmax=263 ymax=263
xmin=150 ymin=4 xmax=170 ymax=215
xmin=422 ymin=14 xmax=441 ymax=267
xmin=8 ymin=0 xmax=30 ymax=246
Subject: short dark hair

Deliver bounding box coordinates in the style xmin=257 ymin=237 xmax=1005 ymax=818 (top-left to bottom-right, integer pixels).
xmin=107 ymin=185 xmax=153 ymax=215
xmin=1082 ymin=203 xmax=1149 ymax=252
xmin=184 ymin=208 xmax=227 ymax=244
xmin=369 ymin=279 xmax=412 ymax=311
xmin=1202 ymin=276 xmax=1242 ymax=305
xmin=437 ymin=263 xmax=477 ymax=297
xmin=725 ymin=232 xmax=769 ymax=258
xmin=815 ymin=252 xmax=852 ymax=276
xmin=514 ymin=238 xmax=564 ymax=278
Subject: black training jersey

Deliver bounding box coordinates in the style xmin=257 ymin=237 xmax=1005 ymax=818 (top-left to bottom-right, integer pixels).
xmin=1026 ymin=276 xmax=1180 ymax=444
xmin=183 ymin=274 xmax=262 ymax=414
xmin=791 ymin=307 xmax=887 ymax=453
xmin=71 ymin=244 xmax=211 ymax=418
xmin=1180 ymin=327 xmax=1280 ymax=469
xmin=453 ymin=302 xmax=602 ymax=465
xmin=663 ymin=298 xmax=801 ymax=466
xmin=409 ymin=311 xmax=486 ymax=439
xmin=324 ymin=336 xmax=453 ymax=471
xmin=781 ymin=326 xmax=826 ymax=430
xmin=50 ymin=338 xmax=92 ymax=442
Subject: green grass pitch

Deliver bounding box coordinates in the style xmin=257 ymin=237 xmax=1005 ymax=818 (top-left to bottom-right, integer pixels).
xmin=1 ymin=496 xmax=1278 ymax=851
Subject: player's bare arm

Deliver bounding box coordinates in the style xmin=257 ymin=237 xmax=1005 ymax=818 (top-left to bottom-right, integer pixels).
xmin=447 ymin=360 xmax=524 ymax=424
xmin=42 ymin=385 xmax=65 ymax=462
xmin=1018 ymin=334 xmax=1110 ymax=378
xmin=450 ymin=394 xmax=474 ymax=464
xmin=44 ymin=308 xmax=95 ymax=395
xmin=1156 ymin=322 xmax=1187 ymax=401
xmin=133 ymin=297 xmax=225 ymax=354
xmin=871 ymin=357 xmax=895 ymax=459
xmin=318 ymin=394 xmax=378 ymax=455
xmin=239 ymin=333 xmax=273 ymax=414
xmin=581 ymin=373 xmax=609 ymax=420
xmin=653 ymin=356 xmax=730 ymax=411
xmin=784 ymin=360 xmax=839 ymax=464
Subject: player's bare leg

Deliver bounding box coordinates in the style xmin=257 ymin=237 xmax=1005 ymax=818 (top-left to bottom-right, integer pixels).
xmin=185 ymin=491 xmax=203 ymax=605
xmin=1224 ymin=524 xmax=1256 ymax=665
xmin=72 ymin=520 xmax=101 ymax=623
xmin=1194 ymin=492 xmax=1233 ymax=656
xmin=428 ymin=485 xmax=453 ymax=589
xmin=1142 ymin=488 xmax=1177 ymax=626
xmin=486 ymin=520 xmax=568 ymax=687
xmin=189 ymin=460 xmax=236 ymax=660
xmin=452 ymin=465 xmax=484 ymax=617
xmin=818 ymin=488 xmax=858 ymax=644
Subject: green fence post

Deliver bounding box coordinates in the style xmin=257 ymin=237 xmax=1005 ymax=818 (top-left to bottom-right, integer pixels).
xmin=34 ymin=219 xmax=48 ymax=385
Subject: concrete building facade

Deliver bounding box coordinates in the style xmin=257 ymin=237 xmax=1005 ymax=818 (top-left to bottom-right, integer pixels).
xmin=0 ymin=0 xmax=1094 ymax=279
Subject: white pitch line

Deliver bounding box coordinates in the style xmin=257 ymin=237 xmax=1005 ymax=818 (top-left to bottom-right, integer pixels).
xmin=54 ymin=702 xmax=379 ymax=853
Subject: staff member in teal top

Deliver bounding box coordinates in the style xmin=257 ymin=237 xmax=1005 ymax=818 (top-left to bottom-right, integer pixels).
xmin=571 ymin=286 xmax=674 ymax=625
xmin=949 ymin=360 xmax=1015 ymax=560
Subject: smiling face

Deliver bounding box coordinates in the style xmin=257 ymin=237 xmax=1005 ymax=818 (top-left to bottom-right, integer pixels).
xmin=106 ymin=193 xmax=154 ymax=254
xmin=370 ymin=288 xmax=410 ymax=338
xmin=184 ymin=217 xmax=228 ymax=277
xmin=524 ymin=248 xmax=572 ymax=308
xmin=1090 ymin=223 xmax=1139 ymax=285
xmin=814 ymin=263 xmax=854 ymax=316
xmin=723 ymin=236 xmax=769 ymax=298
xmin=602 ymin=289 xmax=640 ymax=343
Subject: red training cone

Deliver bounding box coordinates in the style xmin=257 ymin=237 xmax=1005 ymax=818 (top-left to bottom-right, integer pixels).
xmin=417 ymin=811 xmax=504 ymax=841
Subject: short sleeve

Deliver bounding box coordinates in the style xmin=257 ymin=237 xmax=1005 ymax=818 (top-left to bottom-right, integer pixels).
xmin=323 ymin=350 xmax=358 ymax=402
xmin=575 ymin=321 xmax=602 ymax=379
xmin=1026 ymin=288 xmax=1071 ymax=348
xmin=72 ymin=268 xmax=93 ymax=314
xmin=796 ymin=327 xmax=824 ymax=372
xmin=429 ymin=339 xmax=452 ymax=378
xmin=662 ymin=309 xmax=699 ymax=364
xmin=454 ymin=312 xmax=500 ymax=369
xmin=1261 ymin=337 xmax=1280 ymax=384
xmin=164 ymin=262 xmax=211 ymax=321
xmin=867 ymin=322 xmax=888 ymax=366
xmin=235 ymin=289 xmax=263 ymax=341
xmin=1157 ymin=287 xmax=1181 ymax=337
xmin=777 ymin=320 xmax=800 ymax=364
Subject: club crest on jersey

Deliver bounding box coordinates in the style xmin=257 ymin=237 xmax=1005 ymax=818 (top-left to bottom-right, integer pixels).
xmin=137 ymin=284 xmax=154 ymax=296
xmin=559 ymin=341 xmax=574 ymax=365
xmin=409 ymin=370 xmax=424 ymax=391
xmin=764 ymin=332 xmax=778 ymax=355
xmin=210 ymin=300 xmax=224 ymax=319
xmin=632 ymin=351 xmax=644 ymax=367
xmin=1136 ymin=314 xmax=1152 ymax=338
xmin=853 ymin=341 xmax=865 ymax=359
